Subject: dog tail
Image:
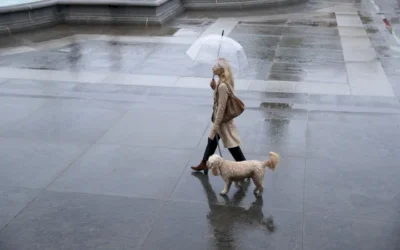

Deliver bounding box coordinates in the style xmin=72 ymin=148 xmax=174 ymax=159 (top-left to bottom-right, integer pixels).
xmin=263 ymin=152 xmax=280 ymax=171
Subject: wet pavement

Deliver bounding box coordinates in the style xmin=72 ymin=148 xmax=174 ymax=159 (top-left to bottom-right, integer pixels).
xmin=1 ymin=0 xmax=400 ymax=249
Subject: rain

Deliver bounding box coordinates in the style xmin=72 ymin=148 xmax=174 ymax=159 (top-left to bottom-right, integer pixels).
xmin=0 ymin=0 xmax=400 ymax=249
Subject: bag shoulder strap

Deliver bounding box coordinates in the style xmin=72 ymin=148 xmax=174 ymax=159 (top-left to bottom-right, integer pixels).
xmin=217 ymin=82 xmax=234 ymax=97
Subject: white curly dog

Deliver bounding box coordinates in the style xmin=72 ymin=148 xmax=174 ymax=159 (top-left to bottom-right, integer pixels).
xmin=206 ymin=152 xmax=280 ymax=197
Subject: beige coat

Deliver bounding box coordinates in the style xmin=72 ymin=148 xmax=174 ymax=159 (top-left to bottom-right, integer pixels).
xmin=209 ymin=83 xmax=241 ymax=148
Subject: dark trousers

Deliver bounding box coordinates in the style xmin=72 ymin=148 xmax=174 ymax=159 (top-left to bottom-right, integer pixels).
xmin=202 ymin=135 xmax=246 ymax=162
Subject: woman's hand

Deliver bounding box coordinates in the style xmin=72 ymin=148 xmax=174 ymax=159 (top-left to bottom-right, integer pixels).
xmin=209 ymin=124 xmax=219 ymax=140
xmin=210 ymin=79 xmax=216 ymax=90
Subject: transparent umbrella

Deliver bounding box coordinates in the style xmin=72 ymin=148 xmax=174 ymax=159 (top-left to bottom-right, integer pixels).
xmin=186 ymin=31 xmax=249 ymax=76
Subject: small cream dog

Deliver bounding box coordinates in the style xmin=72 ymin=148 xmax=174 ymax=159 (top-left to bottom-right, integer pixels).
xmin=206 ymin=152 xmax=280 ymax=197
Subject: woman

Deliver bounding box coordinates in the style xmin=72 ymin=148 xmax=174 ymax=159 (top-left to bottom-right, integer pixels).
xmin=192 ymin=58 xmax=246 ymax=174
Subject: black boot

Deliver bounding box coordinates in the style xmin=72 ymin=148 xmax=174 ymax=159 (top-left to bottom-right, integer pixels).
xmin=229 ymin=146 xmax=246 ymax=162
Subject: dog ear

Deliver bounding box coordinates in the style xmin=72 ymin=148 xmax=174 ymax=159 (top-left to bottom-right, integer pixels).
xmin=267 ymin=152 xmax=280 ymax=171
xmin=211 ymin=165 xmax=219 ymax=176
xmin=206 ymin=154 xmax=217 ymax=169
xmin=209 ymin=155 xmax=221 ymax=176
xmin=206 ymin=160 xmax=212 ymax=169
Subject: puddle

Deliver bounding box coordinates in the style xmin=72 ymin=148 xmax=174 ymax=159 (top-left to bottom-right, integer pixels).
xmin=260 ymin=102 xmax=293 ymax=109
xmin=358 ymin=12 xmax=373 ymax=24
xmin=365 ymin=27 xmax=378 ymax=33
xmin=151 ymin=27 xmax=180 ymax=36
xmin=174 ymin=18 xmax=214 ymax=27
xmin=259 ymin=101 xmax=308 ymax=121
xmin=287 ymin=19 xmax=337 ymax=27
xmin=281 ymin=37 xmax=304 ymax=47
xmin=238 ymin=20 xmax=288 ymax=26
xmin=315 ymin=13 xmax=336 ymax=19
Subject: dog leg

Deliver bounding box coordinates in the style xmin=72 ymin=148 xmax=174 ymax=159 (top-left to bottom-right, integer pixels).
xmin=256 ymin=184 xmax=264 ymax=198
xmin=220 ymin=180 xmax=232 ymax=195
xmin=252 ymin=177 xmax=263 ymax=197
xmin=253 ymin=187 xmax=259 ymax=196
xmin=251 ymin=176 xmax=257 ymax=194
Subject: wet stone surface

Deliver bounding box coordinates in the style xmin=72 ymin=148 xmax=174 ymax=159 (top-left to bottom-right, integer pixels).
xmin=0 ymin=14 xmax=347 ymax=82
xmin=1 ymin=2 xmax=400 ymax=249
xmin=268 ymin=62 xmax=347 ymax=83
xmin=0 ymin=80 xmax=399 ymax=249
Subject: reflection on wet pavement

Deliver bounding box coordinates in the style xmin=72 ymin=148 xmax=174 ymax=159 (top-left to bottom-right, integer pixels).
xmin=0 ymin=77 xmax=399 ymax=249
xmin=192 ymin=173 xmax=277 ymax=247
xmin=0 ymin=13 xmax=347 ymax=82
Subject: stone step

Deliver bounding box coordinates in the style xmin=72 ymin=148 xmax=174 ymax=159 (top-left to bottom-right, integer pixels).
xmin=0 ymin=0 xmax=183 ymax=35
xmin=182 ymin=0 xmax=305 ymax=10
xmin=1 ymin=77 xmax=399 ymax=114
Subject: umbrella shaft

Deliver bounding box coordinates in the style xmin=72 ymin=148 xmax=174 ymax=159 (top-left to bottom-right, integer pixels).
xmin=216 ymin=30 xmax=224 ymax=59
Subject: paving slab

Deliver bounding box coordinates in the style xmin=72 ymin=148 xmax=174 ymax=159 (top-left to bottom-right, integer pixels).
xmin=175 ymin=76 xmax=251 ymax=90
xmin=274 ymin=47 xmax=344 ymax=64
xmin=346 ymin=61 xmax=395 ymax=97
xmin=240 ymin=118 xmax=307 ymax=157
xmin=0 ymin=67 xmax=108 ymax=83
xmin=338 ymin=26 xmax=368 ymax=37
xmin=284 ymin=25 xmax=339 ymax=37
xmin=230 ymin=23 xmax=287 ymax=36
xmin=199 ymin=18 xmax=238 ymax=37
xmin=0 ymin=187 xmax=40 ymax=231
xmin=306 ymin=120 xmax=400 ymax=164
xmin=0 ymin=191 xmax=164 ymax=250
xmin=249 ymin=80 xmax=350 ymax=95
xmin=336 ymin=13 xmax=363 ymax=27
xmin=268 ymin=62 xmax=348 ymax=84
xmin=279 ymin=36 xmax=342 ymax=50
xmin=0 ymin=78 xmax=79 ymax=96
xmin=142 ymin=200 xmax=303 ymax=250
xmin=0 ymin=100 xmax=127 ymax=143
xmin=102 ymin=73 xmax=179 ymax=87
xmin=0 ymin=96 xmax=49 ymax=130
xmin=295 ymin=81 xmax=350 ymax=95
xmin=340 ymin=36 xmax=372 ymax=49
xmin=303 ymin=213 xmax=400 ymax=250
xmin=305 ymin=158 xmax=400 ymax=223
xmin=342 ymin=47 xmax=377 ymax=62
xmin=0 ymin=138 xmax=88 ymax=189
xmin=98 ymin=106 xmax=210 ymax=148
xmin=48 ymin=145 xmax=193 ymax=199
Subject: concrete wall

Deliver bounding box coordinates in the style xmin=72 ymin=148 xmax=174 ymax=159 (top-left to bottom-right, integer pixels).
xmin=183 ymin=0 xmax=306 ymax=10
xmin=0 ymin=5 xmax=62 ymax=35
xmin=0 ymin=0 xmax=183 ymax=34
xmin=0 ymin=0 xmax=303 ymax=35
xmin=61 ymin=0 xmax=183 ymax=25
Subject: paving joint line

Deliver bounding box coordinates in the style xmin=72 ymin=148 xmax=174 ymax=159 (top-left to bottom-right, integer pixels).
xmin=0 ymin=189 xmax=44 ymax=234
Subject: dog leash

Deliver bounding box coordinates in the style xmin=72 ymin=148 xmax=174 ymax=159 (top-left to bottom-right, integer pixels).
xmin=216 ymin=134 xmax=223 ymax=157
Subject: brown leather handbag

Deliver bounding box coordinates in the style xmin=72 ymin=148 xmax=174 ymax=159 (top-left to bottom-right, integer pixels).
xmin=215 ymin=83 xmax=245 ymax=122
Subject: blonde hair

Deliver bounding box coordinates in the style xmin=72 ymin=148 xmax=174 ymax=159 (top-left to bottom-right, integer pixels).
xmin=216 ymin=58 xmax=235 ymax=89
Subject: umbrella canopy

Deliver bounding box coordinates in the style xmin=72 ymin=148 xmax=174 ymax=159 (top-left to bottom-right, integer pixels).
xmin=186 ymin=34 xmax=249 ymax=75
